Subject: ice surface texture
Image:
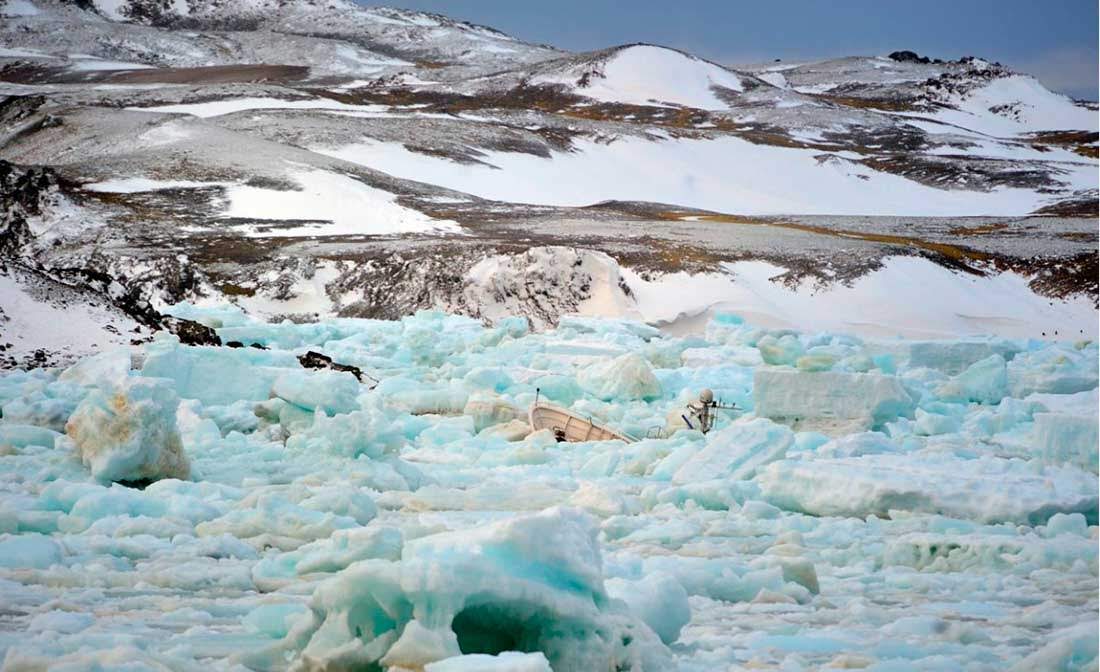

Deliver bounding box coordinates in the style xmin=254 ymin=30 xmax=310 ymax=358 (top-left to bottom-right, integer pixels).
xmin=0 ymin=307 xmax=1095 ymax=671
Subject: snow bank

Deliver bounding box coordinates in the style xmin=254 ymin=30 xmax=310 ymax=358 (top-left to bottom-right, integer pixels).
xmin=83 ymin=177 xmax=234 ymax=193
xmin=221 ymin=168 xmax=460 ymax=237
xmin=455 ymin=248 xmax=1097 ymax=342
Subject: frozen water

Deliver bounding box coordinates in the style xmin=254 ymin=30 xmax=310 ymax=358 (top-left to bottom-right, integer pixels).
xmin=426 ymin=651 xmax=552 ymax=672
xmin=65 ymin=376 xmax=191 ymax=484
xmin=753 ymin=368 xmax=915 ymax=433
xmin=0 ymin=308 xmax=1095 ymax=670
xmin=577 ymin=352 xmax=662 ymax=401
xmin=276 ymin=507 xmax=671 ymax=671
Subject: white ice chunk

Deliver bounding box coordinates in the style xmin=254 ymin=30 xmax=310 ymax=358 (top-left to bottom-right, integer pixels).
xmin=142 ymin=342 xmax=287 ymax=406
xmin=283 ymin=507 xmax=672 ymax=671
xmin=0 ymin=534 xmax=62 ymax=568
xmin=26 ymin=610 xmax=94 ymax=634
xmin=273 ymin=369 xmax=361 ymax=416
xmin=753 ymin=368 xmax=914 ymax=433
xmin=605 ymin=571 xmax=690 ymax=645
xmin=578 ymin=353 xmax=661 ymax=401
xmin=463 ymin=393 xmax=524 ymax=432
xmin=756 ymin=333 xmax=804 ymax=366
xmin=1008 ymin=622 xmax=1098 ymax=672
xmin=425 ymin=652 xmax=552 ymax=672
xmin=286 ymin=409 xmax=404 ymax=458
xmin=672 ymin=417 xmax=794 ymax=483
xmin=902 ymin=338 xmax=1021 ymax=374
xmin=65 ymin=377 xmax=190 ymax=483
xmin=58 ymin=348 xmax=131 ymax=387
xmin=1034 ymin=413 xmax=1099 ymax=473
xmin=757 ymin=454 xmax=1098 ymax=524
xmin=0 ymin=424 xmax=61 ymax=451
xmin=936 ymin=354 xmax=1008 ymax=404
xmin=1007 ymin=344 xmax=1099 ymax=397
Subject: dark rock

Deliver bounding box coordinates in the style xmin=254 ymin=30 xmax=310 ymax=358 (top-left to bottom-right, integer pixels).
xmin=116 ymin=477 xmax=155 ymax=490
xmin=162 ymin=316 xmax=221 ymax=346
xmin=226 ymin=340 xmax=245 ymax=348
xmin=888 ymin=50 xmax=931 ymax=64
xmin=249 ymin=342 xmax=268 ymax=350
xmin=0 ymin=159 xmax=56 ymax=256
xmin=297 ymin=350 xmax=372 ymax=384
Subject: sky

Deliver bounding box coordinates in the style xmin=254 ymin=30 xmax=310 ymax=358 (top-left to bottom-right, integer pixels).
xmin=366 ymin=0 xmax=1099 ymax=100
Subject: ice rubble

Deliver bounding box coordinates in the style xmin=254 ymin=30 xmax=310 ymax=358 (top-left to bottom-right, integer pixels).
xmin=271 ymin=507 xmax=671 ymax=671
xmin=0 ymin=307 xmax=1096 ymax=670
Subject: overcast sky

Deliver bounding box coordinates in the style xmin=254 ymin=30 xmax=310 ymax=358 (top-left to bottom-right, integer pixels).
xmin=366 ymin=0 xmax=1099 ymax=100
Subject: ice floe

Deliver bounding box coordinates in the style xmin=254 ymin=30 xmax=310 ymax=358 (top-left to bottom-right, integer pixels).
xmin=0 ymin=307 xmax=1095 ymax=670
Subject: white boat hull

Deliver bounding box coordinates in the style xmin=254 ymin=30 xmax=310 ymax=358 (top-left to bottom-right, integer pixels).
xmin=528 ymin=403 xmax=636 ymax=443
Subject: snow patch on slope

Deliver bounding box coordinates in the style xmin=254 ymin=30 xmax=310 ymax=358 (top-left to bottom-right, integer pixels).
xmin=221 ymin=169 xmax=460 ymax=237
xmin=455 ymin=247 xmax=1096 ymax=340
xmin=128 ymin=97 xmax=391 ymax=119
xmin=84 ymin=177 xmax=234 ymax=193
xmin=928 ymin=75 xmax=1099 ymax=136
xmin=316 ymin=136 xmax=1093 ymax=216
xmin=1 ymin=0 xmax=40 ymax=17
xmin=623 ymin=257 xmax=1098 ymax=340
xmin=0 ymin=266 xmax=144 ymax=367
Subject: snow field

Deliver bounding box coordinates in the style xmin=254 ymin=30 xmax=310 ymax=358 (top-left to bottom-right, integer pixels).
xmin=83 ymin=169 xmax=462 ymax=237
xmin=128 ymin=97 xmax=395 ymax=119
xmin=0 ymin=307 xmax=1095 ymax=670
xmin=315 ymin=134 xmax=1096 ymax=216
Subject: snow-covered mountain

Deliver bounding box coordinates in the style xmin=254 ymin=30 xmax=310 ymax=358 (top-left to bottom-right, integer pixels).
xmin=3 ymin=0 xmax=560 ymax=72
xmin=0 ymin=0 xmax=1097 ymax=365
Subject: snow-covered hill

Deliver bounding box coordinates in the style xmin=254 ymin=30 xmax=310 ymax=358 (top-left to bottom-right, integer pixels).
xmin=0 ymin=0 xmax=1096 ymax=359
xmin=0 ymin=0 xmax=560 ymax=74
xmin=528 ymin=44 xmax=748 ymax=109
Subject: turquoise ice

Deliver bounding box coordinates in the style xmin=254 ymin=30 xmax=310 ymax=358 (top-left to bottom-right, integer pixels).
xmin=0 ymin=306 xmax=1094 ymax=671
